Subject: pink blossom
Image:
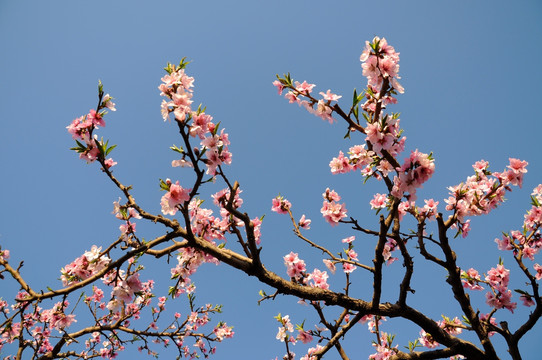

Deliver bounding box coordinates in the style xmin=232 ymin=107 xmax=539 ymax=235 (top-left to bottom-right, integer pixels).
xmin=323 ymin=188 xmax=341 ymax=202
xmin=342 ymin=236 xmax=355 ymax=244
xmin=322 ymin=259 xmax=336 ymax=274
xmin=276 ymin=315 xmax=294 ymax=342
xmin=102 ymin=94 xmax=116 ymax=111
xmin=382 ymin=239 xmax=398 ymax=265
xmin=297 ymin=330 xmax=313 ymax=344
xmin=104 ymin=158 xmax=117 ymax=169
xmin=369 ymin=331 xmax=397 ymax=360
xmin=272 ymin=196 xmax=291 ymax=214
xmin=439 ymin=317 xmax=463 ymax=335
xmin=213 ymin=324 xmax=234 ymax=341
xmin=0 ymin=249 xmax=9 ymax=261
xmin=319 ymin=89 xmax=342 ymax=102
xmin=461 ymin=268 xmax=484 ymax=291
xmin=308 ymin=268 xmax=329 ymax=289
xmin=421 ymin=199 xmax=439 ymax=219
xmin=284 ymin=252 xmax=306 ymax=280
xmin=87 ymin=109 xmax=105 ymax=128
xmin=298 ymin=214 xmax=311 ymax=229
xmin=397 ymin=201 xmax=411 ymax=220
xmin=329 ymin=151 xmax=351 ymax=174
xmin=320 ymin=200 xmax=347 ymax=226
xmin=370 ymin=193 xmax=389 ymax=209
xmin=342 ymin=262 xmax=357 ymax=274
xmin=486 ymin=264 xmax=510 ymax=288
xmin=321 ymin=189 xmax=347 ymax=226
xmin=272 ymin=80 xmax=284 ymax=95
xmin=171 ymin=159 xmax=193 ymax=168
xmin=532 ymin=184 xmax=542 ymax=203
xmin=534 ymin=263 xmax=542 ymax=280
xmin=294 ymin=81 xmax=316 ymax=95
xmin=160 ymin=180 xmax=191 ymax=216
xmin=485 ymin=289 xmax=517 ymax=313
xmin=418 ymin=329 xmax=438 ymax=349
xmin=346 ymin=249 xmax=358 ymax=261
xmin=520 ymin=294 xmax=535 ymax=307
xmin=508 ymin=158 xmax=528 ymax=174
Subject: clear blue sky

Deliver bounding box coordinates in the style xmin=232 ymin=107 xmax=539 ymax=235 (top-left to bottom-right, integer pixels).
xmin=1 ymin=1 xmax=542 ymax=359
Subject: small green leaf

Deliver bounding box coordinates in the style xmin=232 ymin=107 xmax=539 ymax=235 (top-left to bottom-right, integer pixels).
xmin=159 ymin=179 xmax=170 ymax=191
xmin=170 ymin=144 xmax=184 ymax=154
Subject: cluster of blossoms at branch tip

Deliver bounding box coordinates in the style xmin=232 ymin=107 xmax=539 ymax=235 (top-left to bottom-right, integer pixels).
xmin=445 ymin=159 xmax=528 ymax=236
xmin=462 ymin=264 xmax=519 ymax=313
xmin=484 ymin=264 xmax=517 ymax=313
xmin=160 ymin=179 xmax=192 ymax=216
xmin=275 ymin=314 xmax=295 ymax=344
xmin=361 ymin=37 xmax=404 ymax=101
xmin=273 ymin=75 xmax=342 ymax=124
xmin=320 ymin=188 xmax=347 ymax=226
xmin=112 ymin=197 xmax=142 ymax=242
xmin=391 ymin=150 xmax=435 ymax=202
xmin=369 ymin=332 xmax=398 ymax=360
xmin=160 ymin=61 xmax=232 ymax=176
xmin=493 ymin=184 xmax=542 ymax=266
xmin=272 ymin=195 xmax=292 ymax=214
xmin=67 ymin=92 xmax=117 ymax=167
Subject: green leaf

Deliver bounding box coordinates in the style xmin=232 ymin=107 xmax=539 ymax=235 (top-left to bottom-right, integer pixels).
xmin=170 ymin=144 xmax=184 ymax=154
xmin=212 ymin=121 xmax=221 ymax=136
xmin=159 ymin=179 xmax=170 ymax=191
xmin=105 ymin=144 xmax=117 ymax=156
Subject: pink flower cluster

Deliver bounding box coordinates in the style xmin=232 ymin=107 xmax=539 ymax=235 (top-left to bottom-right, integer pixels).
xmin=461 ymin=268 xmax=484 ymax=291
xmin=275 ymin=314 xmax=295 ymax=343
xmin=60 ymin=245 xmax=111 ymax=286
xmin=370 ymin=193 xmax=389 ymax=210
xmin=273 ymin=77 xmax=342 ymax=123
xmin=308 ymin=268 xmax=329 ymax=290
xmin=188 ymin=196 xmax=234 ymax=244
xmin=418 ymin=329 xmax=438 ymax=349
xmin=320 ymin=188 xmax=347 ymax=226
xmin=369 ymin=332 xmax=398 ymax=360
xmin=445 ymin=159 xmax=528 ymax=226
xmin=159 ymin=63 xmax=232 ymax=176
xmin=284 ymin=252 xmax=306 ymax=281
xmin=493 ymin=184 xmax=542 ymax=262
xmin=365 ymin=115 xmax=406 ymax=157
xmin=113 ymin=198 xmax=142 ymax=242
xmin=107 ymin=271 xmax=145 ymax=309
xmin=299 ymin=345 xmax=324 ymax=360
xmin=418 ymin=316 xmax=464 ymax=350
xmin=462 ymin=264 xmax=518 ymax=313
xmin=160 ymin=179 xmax=191 ymax=216
xmin=272 ymin=195 xmax=292 ymax=214
xmin=213 ymin=323 xmax=234 ymax=341
xmin=360 ymin=37 xmax=404 ymax=103
xmin=391 ymin=150 xmax=435 ymax=201
xmin=484 ymin=264 xmax=517 ymax=313
xmin=67 ymin=95 xmax=116 ymax=166
xmin=40 ymin=301 xmax=77 ymax=332
xmin=283 ymin=252 xmax=329 ymax=290
xmin=329 ymin=145 xmax=375 ymax=176
xmin=382 ymin=238 xmax=399 ymax=265
xmin=0 ymin=248 xmax=9 ymax=261
xmin=170 ymin=247 xmax=217 ymax=297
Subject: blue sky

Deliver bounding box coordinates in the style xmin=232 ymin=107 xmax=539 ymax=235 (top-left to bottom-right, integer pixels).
xmin=1 ymin=1 xmax=542 ymax=359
